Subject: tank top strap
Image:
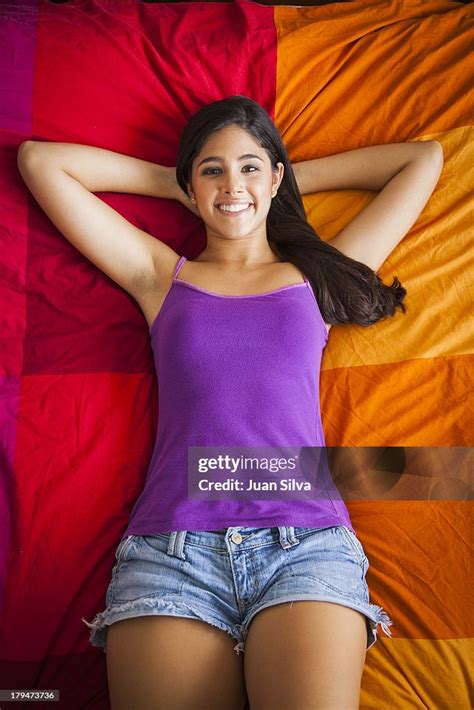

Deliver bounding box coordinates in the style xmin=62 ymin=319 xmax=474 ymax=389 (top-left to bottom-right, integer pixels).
xmin=173 ymin=255 xmax=187 ymax=280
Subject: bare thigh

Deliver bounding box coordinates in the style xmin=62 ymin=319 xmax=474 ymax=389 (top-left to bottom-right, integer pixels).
xmin=244 ymin=601 xmax=367 ymax=710
xmin=106 ymin=616 xmax=246 ymax=710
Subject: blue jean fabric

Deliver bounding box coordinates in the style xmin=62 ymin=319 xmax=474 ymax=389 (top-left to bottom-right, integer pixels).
xmin=82 ymin=525 xmax=393 ymax=654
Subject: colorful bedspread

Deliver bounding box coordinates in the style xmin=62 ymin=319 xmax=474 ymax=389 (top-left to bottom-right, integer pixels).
xmin=0 ymin=0 xmax=472 ymax=707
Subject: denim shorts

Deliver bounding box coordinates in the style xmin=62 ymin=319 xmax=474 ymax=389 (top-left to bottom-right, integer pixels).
xmin=82 ymin=525 xmax=393 ymax=655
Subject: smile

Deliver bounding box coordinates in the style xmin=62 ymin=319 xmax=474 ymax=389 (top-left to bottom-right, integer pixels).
xmin=216 ymin=203 xmax=253 ymax=216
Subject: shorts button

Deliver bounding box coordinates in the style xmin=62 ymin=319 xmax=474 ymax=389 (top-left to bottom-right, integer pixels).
xmin=231 ymin=532 xmax=243 ymax=544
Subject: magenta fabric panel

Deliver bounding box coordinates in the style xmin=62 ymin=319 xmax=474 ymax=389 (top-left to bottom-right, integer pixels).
xmin=0 ymin=1 xmax=39 ymax=627
xmin=0 ymin=1 xmax=39 ymax=135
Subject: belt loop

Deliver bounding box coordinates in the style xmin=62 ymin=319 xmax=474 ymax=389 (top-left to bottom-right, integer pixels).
xmin=167 ymin=531 xmax=187 ymax=560
xmin=278 ymin=526 xmax=299 ymax=549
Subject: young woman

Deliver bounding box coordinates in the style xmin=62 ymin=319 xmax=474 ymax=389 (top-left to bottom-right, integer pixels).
xmin=17 ymin=96 xmax=443 ymax=710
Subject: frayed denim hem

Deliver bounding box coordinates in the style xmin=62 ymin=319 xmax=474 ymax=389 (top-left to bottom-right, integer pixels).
xmin=81 ymin=596 xmax=243 ymax=655
xmin=82 ymin=596 xmax=393 ymax=655
xmin=366 ymin=603 xmax=394 ymax=650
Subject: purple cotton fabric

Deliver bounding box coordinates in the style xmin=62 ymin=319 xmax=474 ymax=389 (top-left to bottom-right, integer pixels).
xmin=122 ymin=256 xmax=354 ymax=540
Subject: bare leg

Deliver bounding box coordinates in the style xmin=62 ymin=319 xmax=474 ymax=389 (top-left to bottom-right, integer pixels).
xmin=244 ymin=601 xmax=367 ymax=710
xmin=106 ymin=616 xmax=246 ymax=710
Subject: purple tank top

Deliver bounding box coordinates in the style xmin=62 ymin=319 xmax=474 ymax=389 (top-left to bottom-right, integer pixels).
xmin=122 ymin=255 xmax=355 ymax=539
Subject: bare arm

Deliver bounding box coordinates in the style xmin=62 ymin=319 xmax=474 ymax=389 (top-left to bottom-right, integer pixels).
xmin=18 ymin=140 xmax=181 ymax=197
xmin=292 ymin=140 xmax=444 ymax=273
xmin=292 ymin=140 xmax=441 ymax=194
xmin=16 ymin=141 xmax=194 ymax=297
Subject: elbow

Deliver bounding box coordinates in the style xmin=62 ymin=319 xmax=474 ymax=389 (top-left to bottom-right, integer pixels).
xmin=427 ymin=140 xmax=444 ymax=165
xmin=17 ymin=141 xmax=32 ymax=165
xmin=17 ymin=142 xmax=41 ymax=186
xmin=17 ymin=140 xmax=39 ymax=167
xmin=420 ymin=141 xmax=444 ymax=185
xmin=431 ymin=142 xmax=444 ymax=184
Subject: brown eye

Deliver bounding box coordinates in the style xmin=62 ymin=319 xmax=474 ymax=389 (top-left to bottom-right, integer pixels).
xmin=201 ymin=165 xmax=259 ymax=176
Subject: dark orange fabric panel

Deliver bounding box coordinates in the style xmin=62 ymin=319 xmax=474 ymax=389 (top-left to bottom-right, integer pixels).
xmin=349 ymin=500 xmax=472 ymax=638
xmin=321 ymin=356 xmax=472 ymax=446
xmin=275 ymin=0 xmax=472 ymax=147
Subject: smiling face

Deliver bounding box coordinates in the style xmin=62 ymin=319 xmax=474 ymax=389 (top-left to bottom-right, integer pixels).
xmin=187 ymin=124 xmax=284 ymax=244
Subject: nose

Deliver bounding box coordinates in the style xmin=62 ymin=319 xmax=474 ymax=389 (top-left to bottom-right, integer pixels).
xmin=221 ymin=170 xmax=245 ymax=195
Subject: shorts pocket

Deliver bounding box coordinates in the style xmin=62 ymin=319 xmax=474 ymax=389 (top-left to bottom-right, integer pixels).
xmin=293 ymin=526 xmax=328 ymax=539
xmin=339 ymin=526 xmax=367 ymax=566
xmin=139 ymin=534 xmax=171 ymax=553
xmin=285 ymin=526 xmax=368 ymax=599
xmin=115 ymin=535 xmax=135 ymax=564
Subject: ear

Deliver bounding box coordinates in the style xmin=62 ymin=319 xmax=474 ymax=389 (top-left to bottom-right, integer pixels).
xmin=273 ymin=162 xmax=285 ymax=192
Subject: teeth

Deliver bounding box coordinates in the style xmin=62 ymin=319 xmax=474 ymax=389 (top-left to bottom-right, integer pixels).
xmin=217 ymin=203 xmax=251 ymax=213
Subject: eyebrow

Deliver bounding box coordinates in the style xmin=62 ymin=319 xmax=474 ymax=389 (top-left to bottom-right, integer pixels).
xmin=197 ymin=153 xmax=264 ymax=167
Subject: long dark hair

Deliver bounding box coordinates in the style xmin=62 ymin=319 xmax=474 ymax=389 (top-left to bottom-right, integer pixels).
xmin=175 ymin=95 xmax=406 ymax=327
